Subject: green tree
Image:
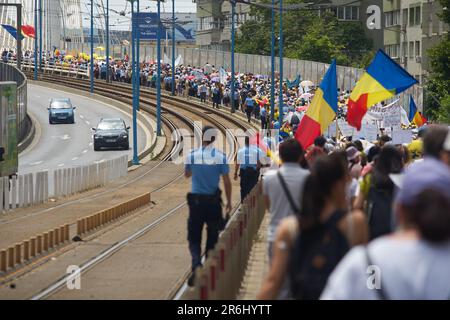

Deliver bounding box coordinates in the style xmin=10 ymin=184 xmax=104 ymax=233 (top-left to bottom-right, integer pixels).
xmin=424 ymin=0 xmax=450 ymax=123
xmin=235 ymin=3 xmax=373 ymax=67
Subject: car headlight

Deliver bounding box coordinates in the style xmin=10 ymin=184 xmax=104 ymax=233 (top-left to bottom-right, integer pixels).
xmin=122 ymin=135 xmax=128 ymax=139
xmin=94 ymin=135 xmax=100 ymax=139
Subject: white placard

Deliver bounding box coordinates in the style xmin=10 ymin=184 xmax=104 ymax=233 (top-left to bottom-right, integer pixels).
xmin=392 ymin=129 xmax=413 ymax=145
xmin=356 ymin=123 xmax=378 ymax=142
xmin=326 ymin=122 xmax=337 ymax=138
xmin=338 ymin=119 xmax=355 ymax=137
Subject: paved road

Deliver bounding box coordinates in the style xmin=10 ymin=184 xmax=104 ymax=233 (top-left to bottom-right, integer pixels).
xmin=19 ymin=84 xmax=148 ymax=175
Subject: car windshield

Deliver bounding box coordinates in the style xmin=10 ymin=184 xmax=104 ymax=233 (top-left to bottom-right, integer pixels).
xmin=51 ymin=101 xmax=72 ymax=109
xmin=97 ymin=121 xmax=125 ymax=130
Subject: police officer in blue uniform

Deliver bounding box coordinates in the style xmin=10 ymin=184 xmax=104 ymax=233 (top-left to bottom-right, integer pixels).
xmin=234 ymin=136 xmax=265 ymax=202
xmin=185 ymin=126 xmax=232 ymax=286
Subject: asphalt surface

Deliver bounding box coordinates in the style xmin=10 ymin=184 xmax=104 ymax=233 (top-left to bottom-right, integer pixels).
xmin=19 ymin=84 xmax=148 ymax=177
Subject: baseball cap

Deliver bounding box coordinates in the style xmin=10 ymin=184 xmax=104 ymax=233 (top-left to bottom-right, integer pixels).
xmin=395 ymin=158 xmax=450 ymax=206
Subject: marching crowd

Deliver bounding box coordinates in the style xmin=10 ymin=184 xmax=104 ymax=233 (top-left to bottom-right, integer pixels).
xmin=5 ymin=48 xmax=450 ymax=300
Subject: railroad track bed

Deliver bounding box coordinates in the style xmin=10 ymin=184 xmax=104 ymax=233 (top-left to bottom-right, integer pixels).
xmin=1 ymin=76 xmax=257 ymax=299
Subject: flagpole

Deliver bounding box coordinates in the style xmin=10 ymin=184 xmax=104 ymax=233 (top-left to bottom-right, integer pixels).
xmin=34 ymin=0 xmax=38 ymax=80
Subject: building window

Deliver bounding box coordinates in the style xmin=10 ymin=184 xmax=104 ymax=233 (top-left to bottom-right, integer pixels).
xmin=415 ymin=41 xmax=420 ymax=56
xmin=336 ymin=6 xmax=359 ymax=21
xmin=402 ymin=8 xmax=408 ymax=27
xmin=386 ymin=10 xmax=400 ymax=27
xmin=409 ymin=6 xmax=421 ymax=26
xmin=385 ymin=44 xmax=400 ymax=58
xmin=409 ymin=41 xmax=414 ymax=57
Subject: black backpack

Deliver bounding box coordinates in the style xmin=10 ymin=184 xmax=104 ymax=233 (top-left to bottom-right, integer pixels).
xmin=289 ymin=210 xmax=350 ymax=300
xmin=366 ymin=180 xmax=394 ymax=240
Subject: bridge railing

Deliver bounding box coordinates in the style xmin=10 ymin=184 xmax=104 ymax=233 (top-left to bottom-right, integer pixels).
xmin=0 ymin=155 xmax=128 ymax=213
xmin=0 ymin=62 xmax=28 ymax=142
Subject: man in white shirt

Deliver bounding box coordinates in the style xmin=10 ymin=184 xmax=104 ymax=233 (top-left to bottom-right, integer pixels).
xmin=262 ymin=138 xmax=309 ymax=261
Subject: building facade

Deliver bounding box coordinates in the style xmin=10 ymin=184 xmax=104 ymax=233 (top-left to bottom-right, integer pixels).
xmin=194 ymin=0 xmax=385 ymax=51
xmin=0 ymin=0 xmax=83 ymax=52
xmin=383 ymin=0 xmax=448 ymax=84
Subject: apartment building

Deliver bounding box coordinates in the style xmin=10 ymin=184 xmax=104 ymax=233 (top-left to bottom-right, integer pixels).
xmin=383 ymin=0 xmax=448 ymax=84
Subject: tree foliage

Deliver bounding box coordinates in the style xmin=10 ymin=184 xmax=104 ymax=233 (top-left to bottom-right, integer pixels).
xmin=424 ymin=0 xmax=450 ymax=123
xmin=235 ymin=2 xmax=373 ymax=68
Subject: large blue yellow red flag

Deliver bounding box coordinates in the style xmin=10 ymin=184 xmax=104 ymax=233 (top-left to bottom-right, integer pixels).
xmin=347 ymin=50 xmax=418 ymax=130
xmin=1 ymin=24 xmax=36 ymax=40
xmin=409 ymin=95 xmax=426 ymax=127
xmin=294 ymin=60 xmax=337 ymax=149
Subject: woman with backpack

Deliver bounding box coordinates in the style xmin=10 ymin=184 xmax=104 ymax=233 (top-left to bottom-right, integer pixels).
xmin=321 ymin=158 xmax=450 ymax=299
xmin=353 ymin=145 xmax=403 ymax=240
xmin=257 ymin=151 xmax=368 ymax=300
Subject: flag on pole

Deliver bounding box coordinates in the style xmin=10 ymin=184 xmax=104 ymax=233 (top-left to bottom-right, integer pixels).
xmin=295 ymin=60 xmax=338 ymax=149
xmin=347 ymin=50 xmax=418 ymax=130
xmin=1 ymin=24 xmax=23 ymax=40
xmin=409 ymin=95 xmax=426 ymax=127
xmin=219 ymin=67 xmax=228 ymax=85
xmin=21 ymin=25 xmax=36 ymax=38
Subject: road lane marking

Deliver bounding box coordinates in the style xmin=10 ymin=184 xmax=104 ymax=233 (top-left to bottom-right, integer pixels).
xmin=57 ymin=163 xmax=64 ymax=167
xmin=82 ymin=149 xmax=88 ymax=154
xmin=94 ymin=159 xmax=106 ymax=164
xmin=89 ymin=142 xmax=93 ymax=146
xmin=85 ymin=121 xmax=90 ymax=125
xmin=29 ymin=161 xmax=43 ymax=166
xmin=80 ymin=115 xmax=84 ymax=119
xmin=72 ymin=157 xmax=79 ymax=161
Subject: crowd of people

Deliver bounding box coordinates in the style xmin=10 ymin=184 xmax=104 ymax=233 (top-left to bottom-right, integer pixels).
xmin=255 ymin=125 xmax=450 ymax=300
xmin=5 ymin=48 xmax=449 ymax=300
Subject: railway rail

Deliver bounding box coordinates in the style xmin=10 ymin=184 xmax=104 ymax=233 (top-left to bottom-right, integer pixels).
xmin=1 ymin=74 xmax=259 ymax=300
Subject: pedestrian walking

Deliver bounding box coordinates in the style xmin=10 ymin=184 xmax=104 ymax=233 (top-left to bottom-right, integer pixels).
xmin=184 ymin=126 xmax=232 ymax=287
xmin=234 ymin=136 xmax=265 ymax=202
xmin=244 ymin=94 xmax=255 ymax=123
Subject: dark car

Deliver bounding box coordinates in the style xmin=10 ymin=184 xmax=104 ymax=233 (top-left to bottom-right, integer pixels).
xmin=92 ymin=118 xmax=130 ymax=151
xmin=48 ymin=98 xmax=76 ymax=124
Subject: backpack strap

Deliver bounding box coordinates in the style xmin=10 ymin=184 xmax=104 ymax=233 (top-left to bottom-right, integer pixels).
xmin=277 ymin=171 xmax=300 ymax=214
xmin=365 ymin=246 xmax=388 ymax=300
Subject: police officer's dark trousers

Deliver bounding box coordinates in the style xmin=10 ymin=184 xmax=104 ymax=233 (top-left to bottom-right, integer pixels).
xmin=240 ymin=168 xmax=259 ymax=202
xmin=187 ymin=193 xmax=222 ymax=272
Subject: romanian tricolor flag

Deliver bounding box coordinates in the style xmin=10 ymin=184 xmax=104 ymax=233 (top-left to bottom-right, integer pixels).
xmin=347 ymin=50 xmax=418 ymax=130
xmin=294 ymin=60 xmax=337 ymax=149
xmin=409 ymin=95 xmax=426 ymax=127
xmin=21 ymin=25 xmax=36 ymax=39
xmin=1 ymin=24 xmax=36 ymax=40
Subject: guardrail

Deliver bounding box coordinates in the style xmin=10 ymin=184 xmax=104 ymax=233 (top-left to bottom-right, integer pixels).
xmin=180 ymin=183 xmax=265 ymax=300
xmin=0 ymin=155 xmax=128 ymax=213
xmin=17 ymin=60 xmax=89 ymax=79
xmin=0 ymin=62 xmax=28 ymax=142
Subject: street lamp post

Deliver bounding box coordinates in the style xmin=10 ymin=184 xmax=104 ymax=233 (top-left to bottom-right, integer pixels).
xmin=90 ymin=0 xmax=94 ymax=93
xmin=171 ymin=0 xmax=176 ymax=96
xmin=0 ymin=4 xmax=23 ymax=68
xmin=106 ymin=0 xmax=110 ymax=83
xmin=128 ymin=0 xmax=139 ymax=165
xmin=39 ymin=0 xmax=42 ymax=69
xmin=34 ymin=0 xmax=38 ymax=80
xmin=270 ymin=0 xmax=275 ymax=121
xmin=156 ymin=0 xmax=162 ymax=136
xmin=230 ymin=0 xmax=236 ymax=113
xmin=278 ymin=0 xmax=283 ymax=124
xmin=136 ymin=0 xmax=140 ymax=111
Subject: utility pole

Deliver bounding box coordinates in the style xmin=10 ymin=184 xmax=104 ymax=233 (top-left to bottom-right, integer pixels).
xmin=156 ymin=0 xmax=162 ymax=136
xmin=171 ymin=0 xmax=176 ymax=96
xmin=278 ymin=0 xmax=283 ymax=124
xmin=230 ymin=0 xmax=236 ymax=113
xmin=270 ymin=0 xmax=275 ymax=121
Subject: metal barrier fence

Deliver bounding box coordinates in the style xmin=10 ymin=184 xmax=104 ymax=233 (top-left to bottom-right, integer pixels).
xmin=0 ymin=61 xmax=28 ymax=142
xmin=0 ymin=155 xmax=128 ymax=213
xmin=64 ymin=43 xmax=423 ymax=110
xmin=180 ymin=183 xmax=265 ymax=300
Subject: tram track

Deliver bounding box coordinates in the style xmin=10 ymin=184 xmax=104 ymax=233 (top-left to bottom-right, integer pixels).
xmin=1 ymin=74 xmax=257 ymax=299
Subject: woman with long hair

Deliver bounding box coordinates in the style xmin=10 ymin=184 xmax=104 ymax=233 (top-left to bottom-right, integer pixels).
xmin=257 ymin=151 xmax=368 ymax=300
